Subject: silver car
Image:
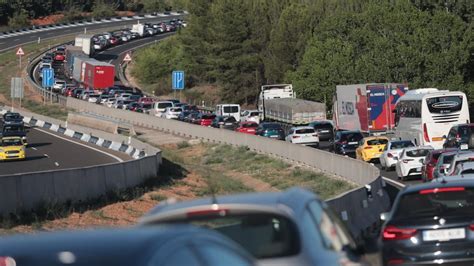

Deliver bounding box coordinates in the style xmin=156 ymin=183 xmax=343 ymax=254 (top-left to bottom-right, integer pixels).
xmin=139 ymin=187 xmax=367 ymax=266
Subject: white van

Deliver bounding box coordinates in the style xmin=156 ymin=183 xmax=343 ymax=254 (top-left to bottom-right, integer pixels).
xmin=152 ymin=101 xmax=174 ymax=117
xmin=216 ymin=104 xmax=240 ymax=121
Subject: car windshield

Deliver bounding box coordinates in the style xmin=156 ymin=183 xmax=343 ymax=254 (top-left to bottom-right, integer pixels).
xmin=202 ymin=115 xmax=216 ymax=119
xmin=157 ymin=102 xmax=173 ymax=108
xmin=442 ymin=154 xmax=455 ymax=164
xmin=242 ymin=123 xmax=257 ymax=128
xmin=170 ymin=108 xmax=182 ymax=112
xmin=341 ymin=132 xmax=363 ymax=142
xmin=458 ymin=126 xmax=474 ymax=143
xmin=264 ymin=123 xmax=281 ymax=129
xmin=223 ymin=106 xmax=239 ymax=113
xmin=4 ymin=113 xmax=21 ymax=120
xmin=164 ymin=213 xmax=299 ymax=259
xmin=390 ymin=141 xmax=414 ymax=149
xmin=295 ymin=128 xmax=315 ymax=134
xmin=393 ymin=187 xmax=474 ymax=220
xmin=311 ymin=123 xmax=333 ymax=130
xmin=3 ymin=125 xmax=24 ymax=133
xmin=406 ymin=149 xmax=431 ymax=157
xmin=1 ymin=138 xmax=22 ymax=146
xmin=367 ymin=139 xmax=388 ymax=145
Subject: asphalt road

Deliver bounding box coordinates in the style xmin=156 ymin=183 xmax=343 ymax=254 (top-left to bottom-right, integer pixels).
xmin=0 ymin=126 xmax=130 ymax=176
xmin=0 ymin=14 xmax=184 ymax=53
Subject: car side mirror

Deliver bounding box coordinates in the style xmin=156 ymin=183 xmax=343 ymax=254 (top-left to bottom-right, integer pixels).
xmin=380 ymin=212 xmax=390 ymax=221
xmin=442 ymin=135 xmax=447 ymax=139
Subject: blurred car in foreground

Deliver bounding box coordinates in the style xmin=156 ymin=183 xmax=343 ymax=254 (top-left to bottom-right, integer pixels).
xmin=380 ymin=180 xmax=474 ymax=265
xmin=255 ymin=122 xmax=285 ymax=140
xmin=380 ymin=140 xmax=415 ymax=171
xmin=396 ymin=146 xmax=433 ymax=181
xmin=330 ymin=130 xmax=364 ymax=157
xmin=0 ymin=226 xmax=255 ymax=266
xmin=139 ymin=187 xmax=367 ymax=266
xmin=285 ymin=126 xmax=319 ymax=147
xmin=355 ymin=136 xmax=389 ymax=162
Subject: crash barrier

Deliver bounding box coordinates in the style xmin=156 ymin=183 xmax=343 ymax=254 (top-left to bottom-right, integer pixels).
xmin=67 ymin=112 xmax=136 ymax=136
xmin=0 ymin=107 xmax=161 ymax=216
xmin=66 ymin=97 xmax=392 ymax=240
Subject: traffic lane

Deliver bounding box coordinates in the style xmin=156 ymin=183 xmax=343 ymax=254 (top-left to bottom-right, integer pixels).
xmin=0 ymin=127 xmax=130 ymax=176
xmin=0 ymin=15 xmax=184 ymax=52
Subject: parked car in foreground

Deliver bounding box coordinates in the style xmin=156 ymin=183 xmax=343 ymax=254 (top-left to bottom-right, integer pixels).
xmin=396 ymin=146 xmax=433 ymax=181
xmin=380 ymin=180 xmax=474 ymax=265
xmin=0 ymin=226 xmax=256 ymax=266
xmin=380 ymin=140 xmax=415 ymax=171
xmin=140 ymin=187 xmax=367 ymax=266
xmin=355 ymin=136 xmax=389 ymax=162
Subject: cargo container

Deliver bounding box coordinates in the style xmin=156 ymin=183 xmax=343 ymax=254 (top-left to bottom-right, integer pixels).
xmin=65 ymin=46 xmax=87 ymax=78
xmin=74 ymin=34 xmax=95 ymax=56
xmin=333 ymin=83 xmax=408 ymax=133
xmin=82 ymin=60 xmax=115 ymax=89
xmin=72 ymin=57 xmax=87 ymax=83
xmin=131 ymin=23 xmax=146 ymax=37
xmin=258 ymin=84 xmax=326 ymax=125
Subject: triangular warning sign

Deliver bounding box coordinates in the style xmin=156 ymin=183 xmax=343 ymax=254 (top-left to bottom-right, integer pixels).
xmin=16 ymin=47 xmax=24 ymax=56
xmin=123 ymin=53 xmax=132 ymax=62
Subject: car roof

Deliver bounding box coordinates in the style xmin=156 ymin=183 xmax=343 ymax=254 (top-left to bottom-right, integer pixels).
xmin=401 ymin=179 xmax=474 ymax=194
xmin=363 ymin=136 xmax=388 ymax=141
xmin=339 ymin=130 xmax=362 ymax=134
xmin=402 ymin=145 xmax=433 ymax=151
xmin=452 ymin=151 xmax=474 ymax=160
xmin=430 ymin=148 xmax=459 ymax=155
xmin=292 ymin=126 xmax=314 ymax=130
xmin=141 ymin=187 xmax=318 ymax=223
xmin=456 ymin=161 xmax=474 ymax=168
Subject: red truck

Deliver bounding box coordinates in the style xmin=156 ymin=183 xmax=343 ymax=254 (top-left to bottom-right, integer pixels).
xmin=82 ymin=60 xmax=115 ymax=89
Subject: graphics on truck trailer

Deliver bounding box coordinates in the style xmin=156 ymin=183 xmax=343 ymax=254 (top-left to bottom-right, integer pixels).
xmin=334 ymin=83 xmax=408 ymax=132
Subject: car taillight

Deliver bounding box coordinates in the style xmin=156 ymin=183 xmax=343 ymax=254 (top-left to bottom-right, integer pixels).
xmin=0 ymin=257 xmax=16 ymax=266
xmin=387 ymin=259 xmax=405 ymax=265
xmin=383 ymin=225 xmax=417 ymax=240
xmin=469 ymin=224 xmax=474 ymax=231
xmin=402 ymin=159 xmax=413 ymax=163
xmin=419 ymin=187 xmax=465 ymax=194
xmin=423 ymin=123 xmax=430 ymax=143
xmin=312 ymin=134 xmax=318 ymax=137
xmin=387 ymin=153 xmax=393 ymax=158
xmin=187 ymin=209 xmax=228 ymax=218
xmin=292 ymin=135 xmax=300 ymax=139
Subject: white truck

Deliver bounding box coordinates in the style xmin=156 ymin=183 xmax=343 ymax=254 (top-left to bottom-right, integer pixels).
xmin=74 ymin=34 xmax=95 ymax=56
xmin=258 ymin=84 xmax=326 ymax=126
xmin=131 ymin=23 xmax=146 ymax=37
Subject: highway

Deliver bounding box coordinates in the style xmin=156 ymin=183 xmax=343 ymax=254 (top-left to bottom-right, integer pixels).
xmin=0 ymin=14 xmax=184 ymax=53
xmin=0 ymin=126 xmax=130 ymax=176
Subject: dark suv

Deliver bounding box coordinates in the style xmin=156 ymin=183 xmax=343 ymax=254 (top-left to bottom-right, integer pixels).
xmin=309 ymin=120 xmax=334 ymax=141
xmin=443 ymin=123 xmax=474 ymax=150
xmin=330 ymin=130 xmax=364 ymax=157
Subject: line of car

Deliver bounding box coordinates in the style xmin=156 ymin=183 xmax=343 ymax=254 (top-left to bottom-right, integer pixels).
xmin=0 ymin=112 xmax=28 ymax=161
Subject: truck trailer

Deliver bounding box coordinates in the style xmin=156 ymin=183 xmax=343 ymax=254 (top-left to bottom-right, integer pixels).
xmin=82 ymin=59 xmax=115 ymax=89
xmin=333 ymin=83 xmax=408 ymax=133
xmin=258 ymin=84 xmax=326 ymax=126
xmin=74 ymin=34 xmax=95 ymax=56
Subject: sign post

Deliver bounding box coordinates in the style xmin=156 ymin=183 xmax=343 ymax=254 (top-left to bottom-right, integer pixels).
xmin=42 ymin=68 xmax=55 ymax=104
xmin=10 ymin=77 xmax=24 ymax=111
xmin=172 ymin=70 xmax=185 ymax=101
xmin=16 ymin=47 xmax=24 ymax=74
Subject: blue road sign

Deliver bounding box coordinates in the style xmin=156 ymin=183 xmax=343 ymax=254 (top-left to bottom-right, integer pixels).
xmin=172 ymin=70 xmax=185 ymax=90
xmin=42 ymin=68 xmax=54 ymax=88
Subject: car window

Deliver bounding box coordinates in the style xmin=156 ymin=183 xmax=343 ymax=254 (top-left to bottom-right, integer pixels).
xmin=296 ymin=128 xmax=315 ymax=134
xmin=341 ymin=132 xmax=363 ymax=142
xmin=393 ymin=188 xmax=474 ymax=220
xmin=406 ymin=149 xmax=431 ymax=157
xmin=367 ymin=139 xmax=388 ymax=145
xmin=196 ymin=241 xmax=252 ymax=266
xmin=160 ymin=245 xmax=202 ymax=266
xmin=390 ymin=141 xmax=414 ymax=149
xmin=312 ymin=123 xmax=333 ymax=130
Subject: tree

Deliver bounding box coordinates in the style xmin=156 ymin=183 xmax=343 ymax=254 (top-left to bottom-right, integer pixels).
xmin=92 ymin=0 xmax=117 ymax=18
xmin=142 ymin=0 xmax=167 ymax=12
xmin=8 ymin=9 xmax=30 ymax=28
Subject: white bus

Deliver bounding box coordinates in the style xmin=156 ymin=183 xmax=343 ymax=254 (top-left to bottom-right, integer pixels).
xmin=394 ymin=88 xmax=469 ymax=149
xmin=216 ymin=104 xmax=241 ymax=121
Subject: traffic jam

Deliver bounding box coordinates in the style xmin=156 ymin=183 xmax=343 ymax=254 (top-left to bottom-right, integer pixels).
xmin=4 ymin=19 xmax=471 ymax=266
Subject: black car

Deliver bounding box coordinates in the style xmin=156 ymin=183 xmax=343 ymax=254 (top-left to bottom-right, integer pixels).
xmin=186 ymin=112 xmax=201 ymax=124
xmin=1 ymin=124 xmax=27 ymax=144
xmin=2 ymin=112 xmax=24 ymax=126
xmin=178 ymin=110 xmax=191 ymax=121
xmin=0 ymin=226 xmax=255 ymax=266
xmin=443 ymin=123 xmax=474 ymax=150
xmin=309 ymin=120 xmax=334 ymax=141
xmin=330 ymin=130 xmax=364 ymax=157
xmin=380 ymin=180 xmax=474 ymax=265
xmin=211 ymin=116 xmax=238 ymax=130
xmin=255 ymin=122 xmax=285 ymax=140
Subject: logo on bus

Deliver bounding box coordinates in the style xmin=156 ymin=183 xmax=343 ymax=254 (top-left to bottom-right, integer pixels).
xmin=430 ymin=101 xmax=459 ymax=109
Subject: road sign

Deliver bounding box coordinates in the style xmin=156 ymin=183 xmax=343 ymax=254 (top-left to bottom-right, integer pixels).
xmin=10 ymin=77 xmax=24 ymax=98
xmin=123 ymin=53 xmax=132 ymax=62
xmin=172 ymin=70 xmax=185 ymax=90
xmin=16 ymin=47 xmax=24 ymax=56
xmin=42 ymin=68 xmax=55 ymax=88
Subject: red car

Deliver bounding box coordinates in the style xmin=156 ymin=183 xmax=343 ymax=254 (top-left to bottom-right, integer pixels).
xmin=196 ymin=114 xmax=216 ymax=126
xmin=138 ymin=97 xmax=155 ymax=104
xmin=421 ymin=148 xmax=457 ymax=182
xmin=54 ymin=52 xmax=65 ymax=61
xmin=235 ymin=122 xmax=258 ymax=135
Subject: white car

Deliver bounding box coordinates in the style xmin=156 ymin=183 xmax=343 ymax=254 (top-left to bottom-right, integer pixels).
xmin=241 ymin=110 xmax=260 ymax=124
xmin=453 ymin=161 xmax=474 ymax=176
xmin=379 ymin=140 xmax=415 ymax=171
xmin=396 ymin=146 xmax=433 ymax=181
xmin=87 ymin=94 xmax=100 ymax=103
xmin=444 ymin=151 xmax=474 ymax=176
xmin=431 ymin=173 xmax=474 ymax=182
xmin=105 ymin=98 xmax=116 ymax=108
xmin=116 ymin=93 xmax=132 ymax=101
xmin=52 ymin=80 xmax=66 ymax=91
xmin=161 ymin=107 xmax=182 ymax=119
xmin=285 ymin=126 xmax=319 ymax=147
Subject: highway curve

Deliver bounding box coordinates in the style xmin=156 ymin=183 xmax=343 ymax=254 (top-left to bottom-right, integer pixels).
xmin=0 ymin=126 xmax=130 ymax=176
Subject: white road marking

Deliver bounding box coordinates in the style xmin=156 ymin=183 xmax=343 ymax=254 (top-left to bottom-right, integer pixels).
xmin=34 ymin=127 xmax=123 ymax=162
xmin=44 ymin=153 xmax=49 ymax=158
xmin=382 ymin=176 xmax=406 ymax=188
xmin=13 ymin=38 xmax=19 ymax=41
xmin=54 ymin=162 xmax=59 ymax=166
xmin=31 ymin=147 xmax=37 ymax=150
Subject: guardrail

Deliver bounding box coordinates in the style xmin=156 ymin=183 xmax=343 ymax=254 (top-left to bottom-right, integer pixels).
xmin=0 ymin=107 xmax=161 ymax=216
xmin=66 ymin=97 xmax=391 ymax=241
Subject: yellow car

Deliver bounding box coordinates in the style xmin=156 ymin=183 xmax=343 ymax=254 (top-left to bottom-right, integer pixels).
xmin=355 ymin=136 xmax=389 ymax=162
xmin=0 ymin=136 xmax=26 ymax=161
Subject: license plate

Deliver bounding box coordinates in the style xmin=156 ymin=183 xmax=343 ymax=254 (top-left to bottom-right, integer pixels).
xmin=348 ymin=142 xmax=358 ymax=145
xmin=270 ymin=135 xmax=279 ymax=138
xmin=423 ymin=228 xmax=465 ymax=242
xmin=320 ymin=130 xmax=329 ymax=133
xmin=460 ymin=144 xmax=468 ymax=150
xmin=416 ymin=167 xmax=422 ymax=172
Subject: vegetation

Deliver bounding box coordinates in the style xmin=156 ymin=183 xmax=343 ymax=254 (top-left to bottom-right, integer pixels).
xmin=131 ymin=0 xmax=474 ymax=107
